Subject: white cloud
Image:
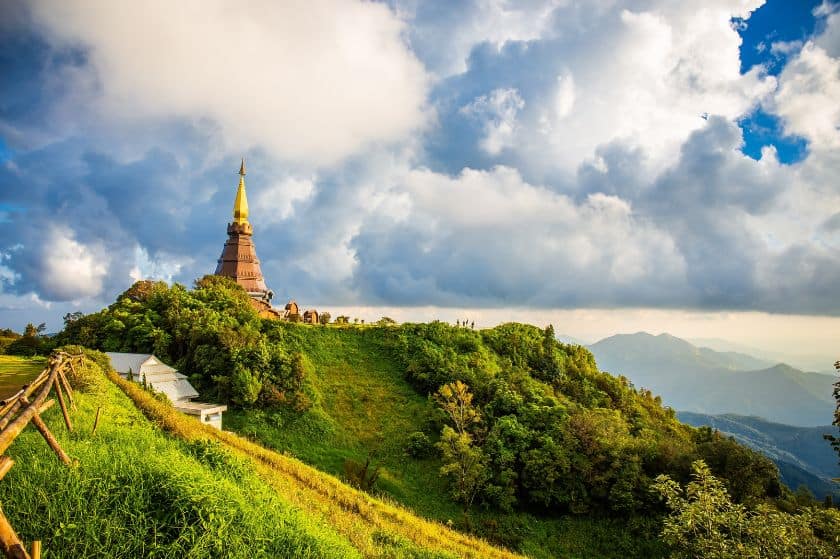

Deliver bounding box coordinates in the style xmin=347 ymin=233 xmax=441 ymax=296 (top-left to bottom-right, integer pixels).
xmin=435 ymin=1 xmax=775 ymax=178
xmin=771 ymin=42 xmax=840 ymax=150
xmin=554 ymin=73 xmax=576 ymax=119
xmin=129 ymin=246 xmax=186 ymax=284
xmin=253 ymin=176 xmax=316 ymax=224
xmin=397 ymin=0 xmax=564 ymax=76
xmin=352 ymin=165 xmax=687 ymax=305
xmin=28 ymin=0 xmax=429 ymax=166
xmin=39 ymin=226 xmax=108 ymax=300
xmin=461 ymin=88 xmax=525 ymax=155
xmin=815 ymin=2 xmax=840 ymax=56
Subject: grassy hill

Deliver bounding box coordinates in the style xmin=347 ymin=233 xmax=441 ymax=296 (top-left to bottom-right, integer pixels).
xmin=0 ymin=353 xmax=519 ymax=559
xmin=223 ymin=325 xmax=666 ymax=559
xmin=49 ymin=279 xmax=829 ymax=558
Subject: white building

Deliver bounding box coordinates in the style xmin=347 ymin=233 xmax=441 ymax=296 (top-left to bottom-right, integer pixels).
xmin=106 ymin=352 xmax=227 ymax=429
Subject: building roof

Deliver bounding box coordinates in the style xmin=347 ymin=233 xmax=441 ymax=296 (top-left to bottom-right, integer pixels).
xmin=105 ymin=352 xmax=156 ymax=375
xmin=105 ymin=352 xmax=199 ymax=402
xmin=174 ymin=401 xmax=228 ymax=415
xmin=153 ymin=378 xmax=200 ymax=402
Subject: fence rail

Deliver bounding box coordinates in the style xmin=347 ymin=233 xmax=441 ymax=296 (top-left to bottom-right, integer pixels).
xmin=0 ymin=351 xmax=83 ymax=559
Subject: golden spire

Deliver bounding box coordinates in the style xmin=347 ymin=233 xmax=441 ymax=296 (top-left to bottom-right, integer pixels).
xmin=233 ymin=157 xmax=249 ymax=224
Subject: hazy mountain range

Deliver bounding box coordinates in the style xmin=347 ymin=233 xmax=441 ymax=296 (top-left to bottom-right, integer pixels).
xmin=677 ymin=412 xmax=838 ymax=499
xmin=688 ymin=337 xmax=836 ymax=375
xmin=573 ymin=331 xmax=838 ymax=497
xmin=586 ymin=332 xmax=835 ymax=427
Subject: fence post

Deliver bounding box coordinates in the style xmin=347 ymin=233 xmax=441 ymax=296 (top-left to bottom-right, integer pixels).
xmin=0 ymin=507 xmax=30 ymax=559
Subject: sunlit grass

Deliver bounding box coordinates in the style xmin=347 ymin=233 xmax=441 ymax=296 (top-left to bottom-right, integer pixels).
xmin=110 ymin=369 xmax=522 ymax=559
xmin=0 ymin=355 xmax=46 ymax=399
xmin=0 ymin=359 xmax=360 ymax=558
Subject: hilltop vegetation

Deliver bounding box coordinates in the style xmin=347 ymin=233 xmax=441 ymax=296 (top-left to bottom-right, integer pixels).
xmin=53 ymin=278 xmax=840 ymax=557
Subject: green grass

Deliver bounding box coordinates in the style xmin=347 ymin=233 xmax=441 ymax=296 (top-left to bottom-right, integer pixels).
xmin=226 ymin=326 xmax=463 ymax=522
xmin=0 ymin=367 xmax=360 ymax=558
xmin=0 ymin=355 xmax=46 ymax=400
xmin=109 ymin=365 xmax=520 ymax=559
xmin=226 ymin=325 xmax=667 ymax=558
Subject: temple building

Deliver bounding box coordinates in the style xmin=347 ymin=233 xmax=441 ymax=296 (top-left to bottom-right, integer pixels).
xmin=215 ymin=159 xmax=280 ymax=318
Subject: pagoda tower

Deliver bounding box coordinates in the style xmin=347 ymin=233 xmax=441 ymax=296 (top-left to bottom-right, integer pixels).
xmin=215 ymin=159 xmax=277 ymax=316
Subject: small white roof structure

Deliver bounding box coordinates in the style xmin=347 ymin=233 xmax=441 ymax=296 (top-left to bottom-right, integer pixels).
xmin=106 ymin=353 xmax=159 ymax=377
xmin=105 ymin=352 xmax=227 ymax=429
xmin=105 ymin=352 xmax=198 ymax=401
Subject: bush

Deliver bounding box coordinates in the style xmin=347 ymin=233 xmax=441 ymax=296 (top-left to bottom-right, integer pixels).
xmin=654 ymin=460 xmax=839 ymax=558
xmin=405 ymin=431 xmax=434 ymax=458
xmin=57 ymin=345 xmax=109 ymax=393
xmin=343 ymin=456 xmax=381 ymax=491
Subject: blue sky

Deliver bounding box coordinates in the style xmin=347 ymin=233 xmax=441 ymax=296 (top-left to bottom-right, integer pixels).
xmin=1 ymin=0 xmax=839 ymax=361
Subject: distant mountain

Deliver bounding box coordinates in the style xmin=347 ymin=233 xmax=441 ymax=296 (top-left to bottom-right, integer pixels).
xmin=556 ymin=334 xmax=589 ymax=346
xmin=689 ymin=337 xmax=835 ymax=374
xmin=678 ymin=412 xmax=839 ymax=499
xmin=588 ymin=332 xmax=835 ymax=426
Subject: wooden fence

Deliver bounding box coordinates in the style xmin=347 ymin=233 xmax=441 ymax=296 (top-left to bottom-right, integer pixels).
xmin=0 ymin=351 xmax=84 ymax=559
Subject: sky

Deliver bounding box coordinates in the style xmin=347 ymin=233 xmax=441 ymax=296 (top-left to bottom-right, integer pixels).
xmin=1 ymin=0 xmax=839 ymax=369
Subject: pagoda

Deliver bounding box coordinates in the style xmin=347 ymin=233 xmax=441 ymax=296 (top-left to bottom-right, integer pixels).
xmin=215 ymin=159 xmax=278 ymax=317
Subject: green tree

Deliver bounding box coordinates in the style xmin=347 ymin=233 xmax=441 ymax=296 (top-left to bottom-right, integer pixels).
xmin=654 ymin=460 xmax=839 ymax=559
xmin=434 ymin=381 xmax=488 ymax=509
xmin=824 ymin=359 xmax=840 ymax=468
xmin=231 ymin=364 xmax=262 ymax=406
xmin=438 ymin=426 xmax=488 ymax=510
xmin=434 ymin=380 xmax=481 ymax=435
xmin=7 ymin=322 xmax=47 ymax=356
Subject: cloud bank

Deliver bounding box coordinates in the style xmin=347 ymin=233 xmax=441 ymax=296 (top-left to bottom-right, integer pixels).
xmin=1 ymin=0 xmax=839 ymax=330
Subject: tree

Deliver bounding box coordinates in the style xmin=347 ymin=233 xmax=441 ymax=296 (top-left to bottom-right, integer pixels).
xmin=438 ymin=426 xmax=488 ymax=510
xmin=319 ymin=312 xmax=331 ymax=325
xmin=63 ymin=311 xmax=84 ymax=327
xmin=434 ymin=380 xmax=481 ymax=435
xmin=825 ymin=359 xmax=840 ymax=467
xmin=7 ymin=322 xmax=47 ymax=356
xmin=434 ymin=381 xmax=488 ymax=509
xmin=654 ymin=460 xmax=839 ymax=558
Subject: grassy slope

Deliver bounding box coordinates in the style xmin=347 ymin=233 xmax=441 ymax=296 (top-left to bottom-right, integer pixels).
xmin=227 ymin=325 xmax=461 ymax=521
xmin=0 ymin=353 xmax=518 ymax=559
xmin=225 ymin=326 xmax=666 ymax=559
xmin=110 ymin=368 xmax=521 ymax=559
xmin=0 ymin=360 xmax=358 ymax=558
xmin=0 ymin=355 xmax=45 ymax=399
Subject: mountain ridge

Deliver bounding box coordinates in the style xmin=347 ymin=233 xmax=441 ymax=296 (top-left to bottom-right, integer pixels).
xmin=677 ymin=411 xmax=839 ymax=500
xmin=587 ymin=332 xmax=835 ymax=426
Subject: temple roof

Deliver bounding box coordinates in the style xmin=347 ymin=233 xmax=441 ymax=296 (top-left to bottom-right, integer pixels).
xmin=215 ymin=160 xmax=273 ymax=306
xmin=233 ymin=157 xmax=249 ymax=225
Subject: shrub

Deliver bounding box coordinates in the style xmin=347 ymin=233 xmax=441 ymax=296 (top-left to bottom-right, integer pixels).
xmin=58 ymin=345 xmax=109 ymax=393
xmin=343 ymin=455 xmax=381 ymax=491
xmin=405 ymin=431 xmax=434 ymax=458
